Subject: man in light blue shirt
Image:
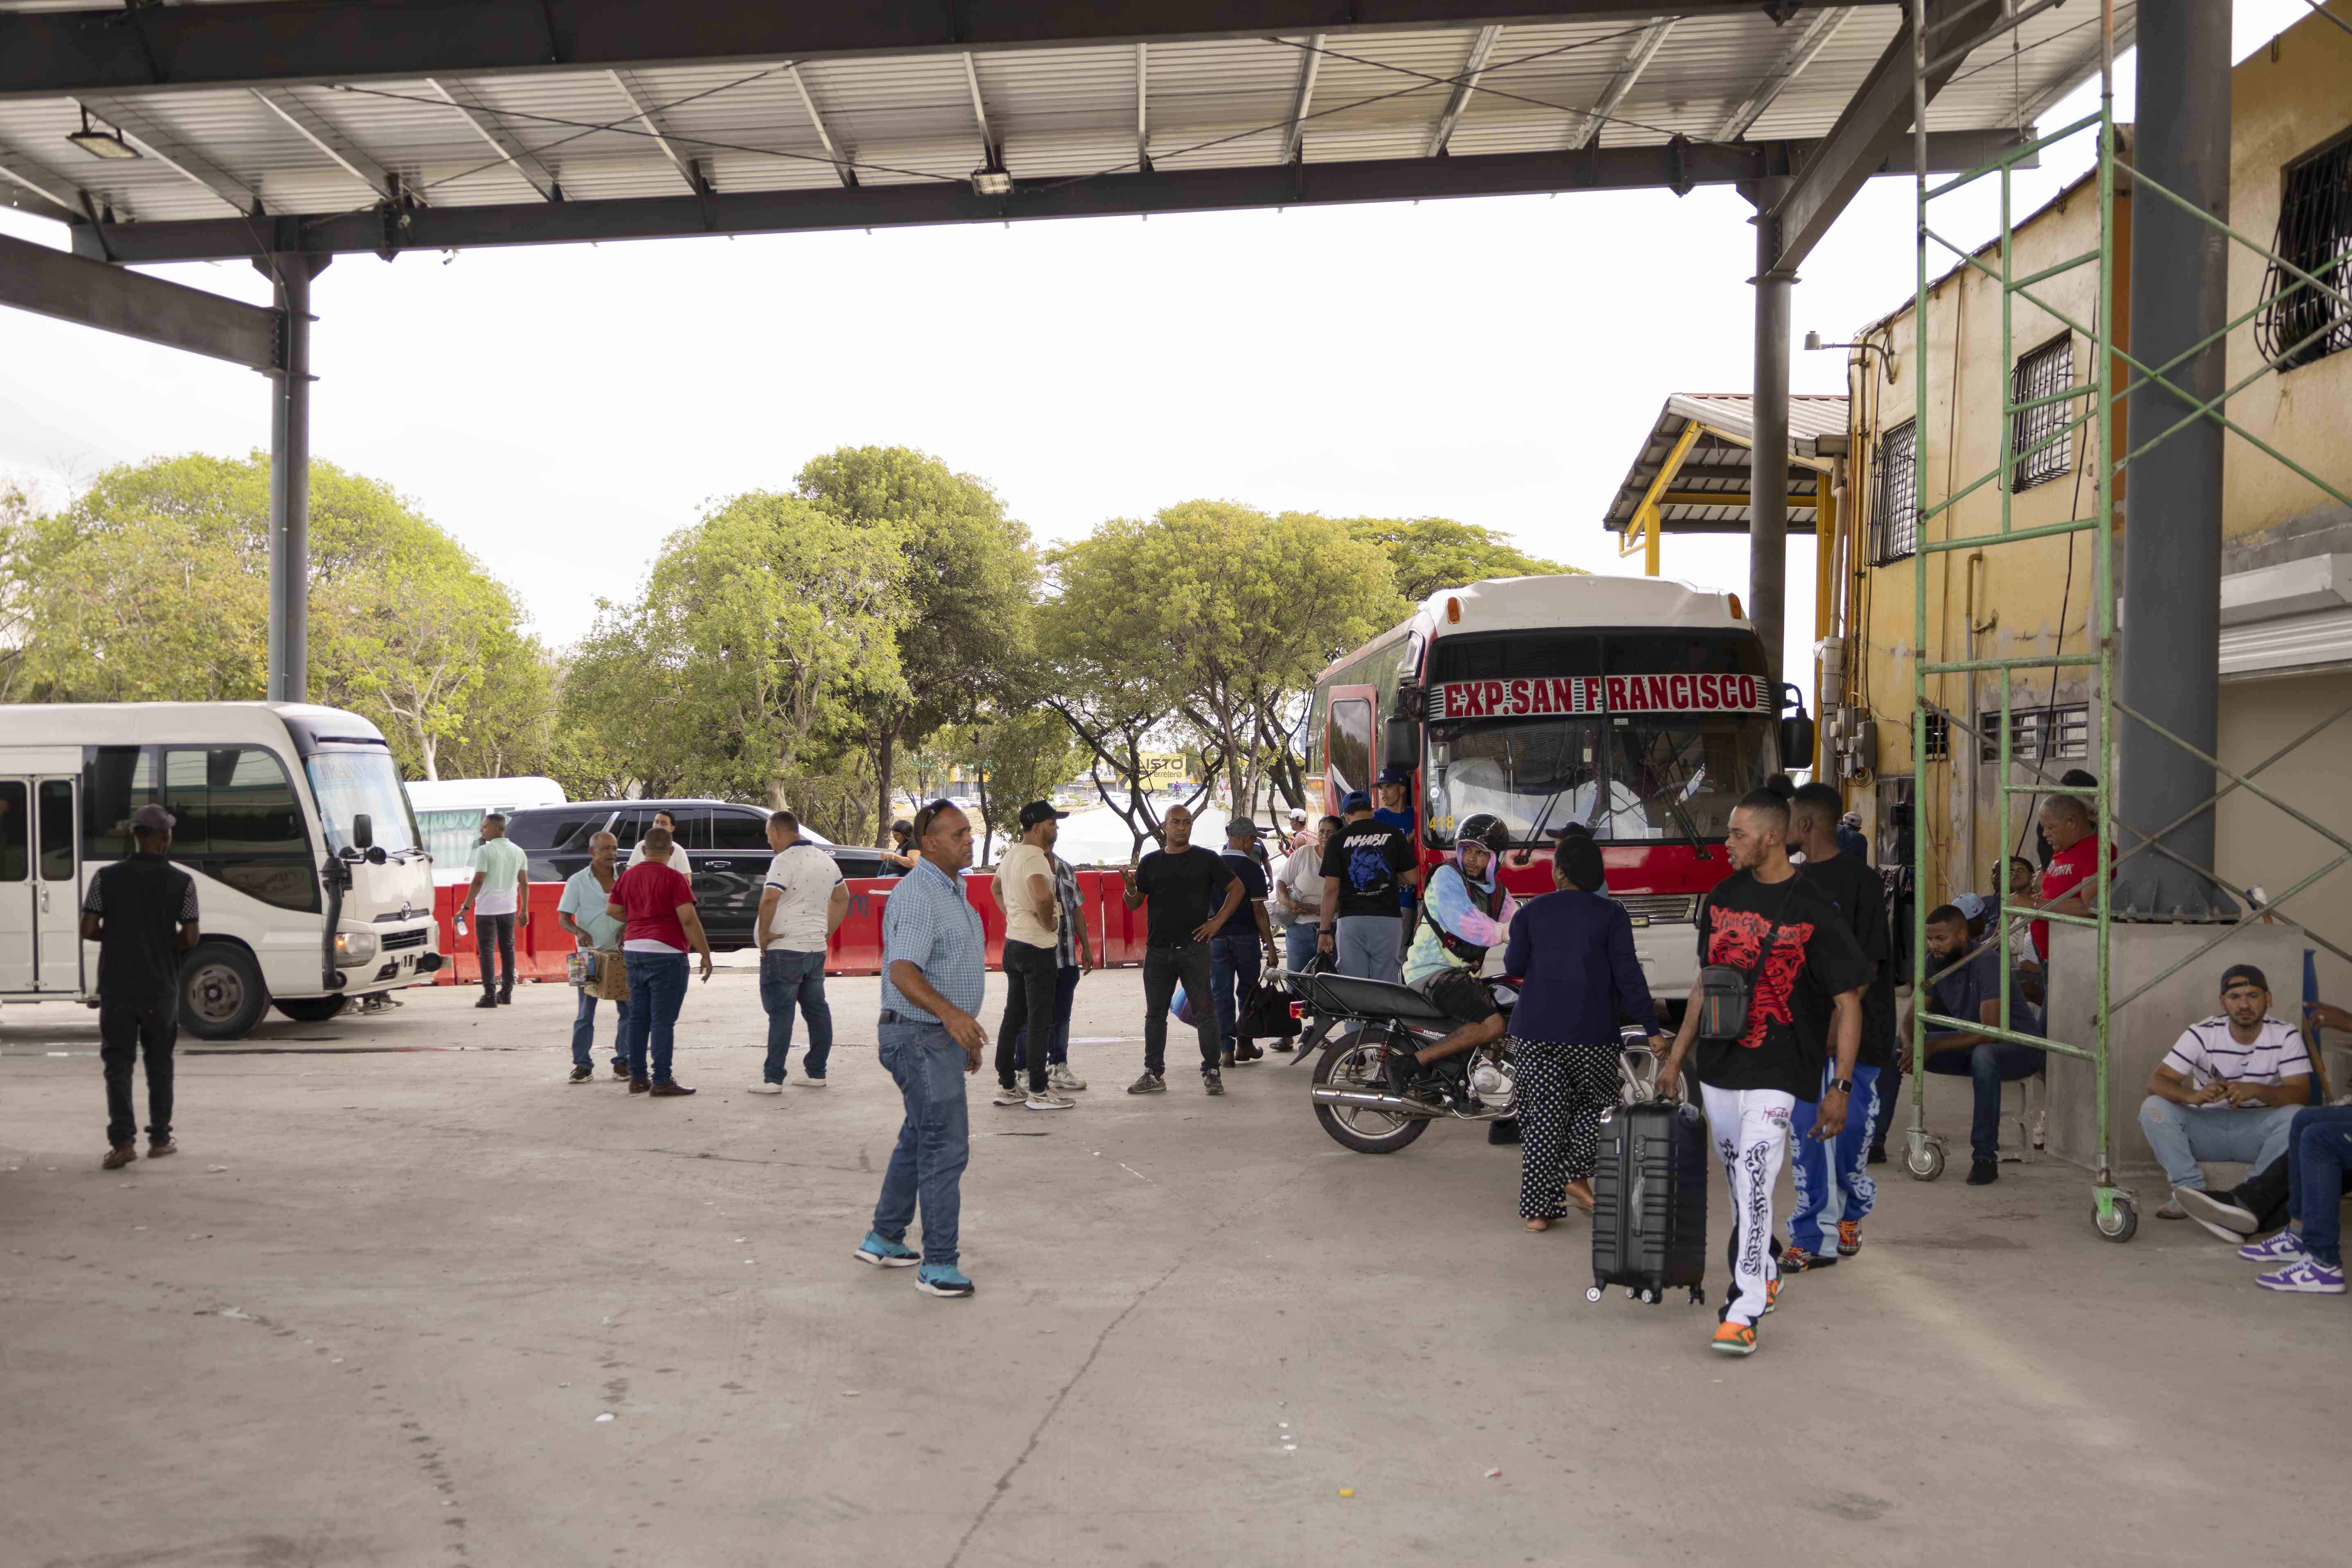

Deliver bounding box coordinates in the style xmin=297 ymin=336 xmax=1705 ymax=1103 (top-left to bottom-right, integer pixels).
xmin=555 ymin=830 xmax=629 ymax=1083
xmin=858 ymin=801 xmax=987 ymax=1298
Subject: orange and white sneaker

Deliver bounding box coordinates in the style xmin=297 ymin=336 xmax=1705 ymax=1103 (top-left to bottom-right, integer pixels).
xmin=1763 ymin=1277 xmax=1781 ymax=1315
xmin=1836 ymin=1219 xmax=1862 ymax=1257
xmin=1710 ymin=1320 xmax=1758 ymax=1357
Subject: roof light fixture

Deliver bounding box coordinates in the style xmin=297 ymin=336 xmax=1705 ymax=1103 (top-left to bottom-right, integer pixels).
xmin=67 ymin=107 xmax=139 ymax=161
xmin=970 ymin=167 xmax=1011 ymax=196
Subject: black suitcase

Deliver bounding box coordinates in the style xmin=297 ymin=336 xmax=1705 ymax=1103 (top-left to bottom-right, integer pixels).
xmin=1587 ymin=1099 xmax=1710 ymax=1307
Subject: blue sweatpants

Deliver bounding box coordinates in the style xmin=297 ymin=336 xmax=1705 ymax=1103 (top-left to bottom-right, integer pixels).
xmin=1788 ymin=1061 xmax=1882 ymax=1256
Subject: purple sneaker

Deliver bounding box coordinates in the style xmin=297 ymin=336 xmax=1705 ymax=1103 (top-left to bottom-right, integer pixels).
xmin=2255 ymin=1258 xmax=2345 ymax=1295
xmin=2239 ymin=1231 xmax=2309 ymax=1263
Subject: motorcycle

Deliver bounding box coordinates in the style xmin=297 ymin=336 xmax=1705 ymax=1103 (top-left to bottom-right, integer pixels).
xmin=1288 ymin=964 xmax=1661 ymax=1153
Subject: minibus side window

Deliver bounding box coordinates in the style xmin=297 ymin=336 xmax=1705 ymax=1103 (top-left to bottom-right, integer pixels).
xmin=81 ymin=746 xmax=158 ymax=860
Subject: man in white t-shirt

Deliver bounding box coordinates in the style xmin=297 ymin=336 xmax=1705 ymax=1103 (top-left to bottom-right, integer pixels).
xmin=1275 ymin=815 xmax=1335 ymax=977
xmin=748 ymin=810 xmax=848 ymax=1093
xmin=625 ymin=809 xmax=679 ymax=868
xmin=991 ymin=801 xmax=1076 ymax=1111
xmin=2139 ymin=963 xmax=2313 ymax=1215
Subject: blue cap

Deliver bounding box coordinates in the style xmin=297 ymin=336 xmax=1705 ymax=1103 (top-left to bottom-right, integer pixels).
xmin=1341 ymin=789 xmax=1372 ymax=813
xmin=1954 ymin=892 xmax=1989 ymax=921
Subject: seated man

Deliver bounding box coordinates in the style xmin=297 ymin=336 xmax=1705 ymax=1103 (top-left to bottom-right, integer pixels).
xmin=2139 ymin=963 xmax=2311 ymax=1219
xmin=1386 ymin=815 xmax=1517 ymax=1103
xmin=1906 ymin=904 xmax=2045 ymax=1187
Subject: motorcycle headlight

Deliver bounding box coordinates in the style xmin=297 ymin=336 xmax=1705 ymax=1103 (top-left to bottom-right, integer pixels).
xmin=333 ymin=929 xmax=379 ymax=964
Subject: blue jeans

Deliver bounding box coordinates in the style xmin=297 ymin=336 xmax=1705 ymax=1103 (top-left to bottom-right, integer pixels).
xmin=1789 ymin=1061 xmax=1881 ymax=1252
xmin=620 ymin=952 xmax=689 ymax=1083
xmin=1209 ymin=932 xmax=1263 ymax=1053
xmin=1282 ymin=922 xmax=1319 ymax=975
xmin=1924 ymin=1041 xmax=2045 ymax=1160
xmin=1013 ymin=965 xmax=1083 ymax=1065
xmin=571 ymin=986 xmax=630 ymax=1070
xmin=2288 ymin=1106 xmax=2352 ymax=1266
xmin=759 ymin=948 xmax=833 ymax=1082
xmin=872 ymin=1021 xmax=972 ymax=1267
xmin=2137 ymin=1095 xmax=2301 ymax=1192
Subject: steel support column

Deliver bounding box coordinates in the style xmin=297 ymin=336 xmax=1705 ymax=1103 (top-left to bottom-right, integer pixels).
xmin=1749 ymin=176 xmax=1793 ymax=707
xmin=2113 ymin=0 xmax=2234 ymax=920
xmin=260 ymin=252 xmax=326 ymax=704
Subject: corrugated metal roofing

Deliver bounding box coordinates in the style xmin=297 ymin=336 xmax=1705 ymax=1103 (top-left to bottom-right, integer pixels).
xmin=0 ymin=2 xmax=2136 ymax=230
xmin=1601 ymin=393 xmax=1850 ymax=540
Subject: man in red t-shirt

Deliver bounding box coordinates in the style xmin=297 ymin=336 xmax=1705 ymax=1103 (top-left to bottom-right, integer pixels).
xmin=604 ymin=826 xmax=714 ymax=1094
xmin=2032 ymin=795 xmax=2104 ymax=963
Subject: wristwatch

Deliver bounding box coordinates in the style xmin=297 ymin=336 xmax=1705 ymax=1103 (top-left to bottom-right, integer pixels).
xmin=1827 ymin=1076 xmax=1855 ymax=1094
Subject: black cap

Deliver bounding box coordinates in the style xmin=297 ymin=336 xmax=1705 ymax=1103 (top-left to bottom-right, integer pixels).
xmin=1017 ymin=800 xmax=1069 ymax=830
xmin=1377 ymin=766 xmax=1412 ymax=786
xmin=2219 ymin=963 xmax=2268 ymax=994
xmin=1556 ymin=833 xmax=1606 ymax=892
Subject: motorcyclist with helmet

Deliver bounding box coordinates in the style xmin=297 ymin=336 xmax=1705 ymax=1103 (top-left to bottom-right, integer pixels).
xmin=1386 ymin=814 xmax=1519 ymax=1103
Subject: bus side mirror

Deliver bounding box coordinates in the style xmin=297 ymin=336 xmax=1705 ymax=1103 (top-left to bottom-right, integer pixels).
xmin=1382 ymin=717 xmax=1419 ymax=774
xmin=1780 ymin=715 xmax=1817 ymax=766
xmin=352 ymin=812 xmax=374 ymax=851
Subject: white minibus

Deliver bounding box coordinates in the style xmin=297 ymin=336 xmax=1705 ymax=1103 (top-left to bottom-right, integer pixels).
xmin=0 ymin=702 xmax=444 ymax=1038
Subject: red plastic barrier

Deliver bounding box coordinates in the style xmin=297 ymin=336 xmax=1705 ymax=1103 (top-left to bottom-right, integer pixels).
xmin=431 ymin=881 xmax=572 ymax=986
xmin=825 ymin=880 xmax=892 ymax=977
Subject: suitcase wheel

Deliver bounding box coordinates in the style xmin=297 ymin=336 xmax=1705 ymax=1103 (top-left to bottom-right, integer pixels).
xmin=1585 ymin=1286 xmax=1603 ymax=1304
xmin=1688 ymin=1286 xmax=1706 ymax=1306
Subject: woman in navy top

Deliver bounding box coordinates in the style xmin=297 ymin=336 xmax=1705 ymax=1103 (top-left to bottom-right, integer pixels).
xmin=1502 ymin=830 xmax=1664 ymax=1230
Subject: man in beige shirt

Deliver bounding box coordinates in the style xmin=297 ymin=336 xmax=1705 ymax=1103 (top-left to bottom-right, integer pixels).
xmin=992 ymin=801 xmax=1076 ymax=1111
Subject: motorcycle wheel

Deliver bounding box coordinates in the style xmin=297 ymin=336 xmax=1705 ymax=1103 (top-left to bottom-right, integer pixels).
xmin=1311 ymin=1026 xmax=1430 ymax=1155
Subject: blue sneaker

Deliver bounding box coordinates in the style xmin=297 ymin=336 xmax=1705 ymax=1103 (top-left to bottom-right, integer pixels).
xmin=854 ymin=1232 xmax=919 ymax=1268
xmin=2256 ymin=1257 xmax=2345 ymax=1295
xmin=2239 ymin=1230 xmax=2309 ymax=1264
xmin=914 ymin=1263 xmax=975 ymax=1298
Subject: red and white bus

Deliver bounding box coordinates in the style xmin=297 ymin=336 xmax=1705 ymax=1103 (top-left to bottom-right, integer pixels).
xmin=1306 ymin=574 xmax=1812 ymax=1004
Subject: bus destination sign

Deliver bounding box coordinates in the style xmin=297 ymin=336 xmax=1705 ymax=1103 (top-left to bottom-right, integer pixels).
xmin=1435 ymin=673 xmax=1768 ymax=720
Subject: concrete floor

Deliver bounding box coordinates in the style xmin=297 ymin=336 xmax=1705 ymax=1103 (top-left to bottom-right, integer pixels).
xmin=1 ymin=964 xmax=2342 ymax=1568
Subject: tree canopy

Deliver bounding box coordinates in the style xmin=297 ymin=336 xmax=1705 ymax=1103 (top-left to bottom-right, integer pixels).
xmin=1343 ymin=516 xmax=1574 ymax=603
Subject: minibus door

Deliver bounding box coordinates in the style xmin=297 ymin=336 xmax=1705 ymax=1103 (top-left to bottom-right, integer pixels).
xmin=0 ymin=778 xmax=32 ymax=991
xmin=33 ymin=777 xmax=84 ymax=993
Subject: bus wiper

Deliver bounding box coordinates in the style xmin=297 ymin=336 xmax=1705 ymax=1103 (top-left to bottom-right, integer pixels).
xmin=1657 ymin=786 xmax=1710 ymax=862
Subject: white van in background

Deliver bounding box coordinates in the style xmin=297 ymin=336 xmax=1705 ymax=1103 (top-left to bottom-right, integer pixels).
xmin=0 ymin=702 xmax=444 ymax=1038
xmin=404 ymin=775 xmax=567 ymax=887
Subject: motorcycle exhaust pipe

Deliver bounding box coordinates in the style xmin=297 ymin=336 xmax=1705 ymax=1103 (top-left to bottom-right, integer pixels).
xmin=1309 ymin=1085 xmax=1439 ymax=1116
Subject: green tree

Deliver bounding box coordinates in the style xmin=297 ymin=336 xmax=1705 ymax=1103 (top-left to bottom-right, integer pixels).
xmin=1048 ymin=501 xmax=1406 ymax=830
xmin=962 ymin=706 xmax=1086 ymax=862
xmin=1343 ymin=516 xmax=1573 ymax=603
xmin=0 ymin=452 xmax=555 ymax=780
xmin=558 ymin=492 xmax=908 ymax=804
xmin=794 ymin=447 xmax=1037 ymax=843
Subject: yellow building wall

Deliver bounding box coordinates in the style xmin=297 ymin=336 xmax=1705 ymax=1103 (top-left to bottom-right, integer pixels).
xmin=1840 ymin=3 xmax=2352 ymax=937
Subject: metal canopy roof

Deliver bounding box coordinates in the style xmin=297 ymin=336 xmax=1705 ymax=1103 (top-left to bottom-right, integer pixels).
xmin=0 ymin=1 xmax=2130 ymax=264
xmin=1603 ymin=392 xmax=1849 ymax=539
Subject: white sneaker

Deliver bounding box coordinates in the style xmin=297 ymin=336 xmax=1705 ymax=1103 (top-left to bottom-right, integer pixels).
xmin=992 ymin=1082 xmax=1029 ymax=1107
xmin=1048 ymin=1063 xmax=1087 ymax=1092
xmin=745 ymin=1082 xmax=783 ymax=1095
xmin=794 ymin=1076 xmax=827 ymax=1089
xmin=1024 ymin=1089 xmax=1077 ymax=1112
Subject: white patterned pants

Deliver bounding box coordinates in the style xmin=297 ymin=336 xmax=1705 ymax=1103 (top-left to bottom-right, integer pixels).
xmin=1702 ymin=1084 xmax=1795 ymax=1327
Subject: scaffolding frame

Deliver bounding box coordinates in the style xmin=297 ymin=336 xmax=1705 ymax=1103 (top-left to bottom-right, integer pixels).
xmin=1899 ymin=0 xmax=2352 ymax=1239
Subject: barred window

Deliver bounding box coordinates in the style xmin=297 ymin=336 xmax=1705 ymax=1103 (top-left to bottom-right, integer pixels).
xmin=2256 ymin=128 xmax=2352 ymax=372
xmin=1873 ymin=420 xmax=1919 ymax=564
xmin=1978 ymin=704 xmax=2090 ymax=763
xmin=1921 ymin=710 xmax=1949 ymax=762
xmin=2009 ymin=333 xmax=2074 ymax=490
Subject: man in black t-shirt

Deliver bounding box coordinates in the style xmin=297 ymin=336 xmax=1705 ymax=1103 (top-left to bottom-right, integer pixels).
xmin=79 ymin=804 xmax=201 ymax=1169
xmin=1211 ymin=819 xmax=1280 ymax=1068
xmin=1783 ymin=782 xmax=1896 ymax=1270
xmin=1316 ymin=790 xmax=1419 ymax=981
xmin=1657 ymin=790 xmax=1869 ymax=1358
xmin=1120 ymin=804 xmax=1244 ymax=1096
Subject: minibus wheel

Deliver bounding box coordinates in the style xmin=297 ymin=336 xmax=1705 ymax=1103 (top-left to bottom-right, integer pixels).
xmin=179 ymin=942 xmax=270 ymax=1040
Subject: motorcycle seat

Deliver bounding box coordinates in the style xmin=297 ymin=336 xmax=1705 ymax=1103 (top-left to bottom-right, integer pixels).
xmin=1294 ymin=971 xmax=1456 ymax=1026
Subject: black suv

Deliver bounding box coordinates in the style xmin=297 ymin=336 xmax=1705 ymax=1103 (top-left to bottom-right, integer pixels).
xmin=503 ymin=799 xmax=896 ymax=950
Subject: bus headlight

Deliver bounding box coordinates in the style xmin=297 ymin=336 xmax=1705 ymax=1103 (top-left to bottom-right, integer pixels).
xmin=333 ymin=929 xmax=379 ymax=964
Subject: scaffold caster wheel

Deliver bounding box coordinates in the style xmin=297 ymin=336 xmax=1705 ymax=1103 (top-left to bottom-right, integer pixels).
xmin=1688 ymin=1287 xmax=1705 ymax=1306
xmin=2094 ymin=1195 xmax=2138 ymax=1243
xmin=1585 ymin=1286 xmax=1603 ymax=1303
xmin=1906 ymin=1140 xmax=1946 ymax=1182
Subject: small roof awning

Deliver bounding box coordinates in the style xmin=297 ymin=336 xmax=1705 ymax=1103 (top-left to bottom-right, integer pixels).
xmin=1602 ymin=393 xmax=1849 ymax=543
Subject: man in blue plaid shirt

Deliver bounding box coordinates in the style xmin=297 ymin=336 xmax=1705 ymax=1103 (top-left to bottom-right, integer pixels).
xmin=856 ymin=800 xmax=988 ymax=1298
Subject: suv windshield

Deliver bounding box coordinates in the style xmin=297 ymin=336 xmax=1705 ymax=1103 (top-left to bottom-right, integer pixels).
xmin=305 ymin=749 xmax=419 ymax=855
xmin=1426 ymin=715 xmax=1767 ymax=846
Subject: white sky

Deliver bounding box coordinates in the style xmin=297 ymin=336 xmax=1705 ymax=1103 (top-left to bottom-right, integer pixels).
xmin=0 ymin=2 xmax=2311 ymax=694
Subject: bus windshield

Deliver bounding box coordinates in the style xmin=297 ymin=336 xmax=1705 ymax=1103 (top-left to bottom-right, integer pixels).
xmin=305 ymin=750 xmax=420 ymax=855
xmin=1426 ymin=715 xmax=1768 ymax=846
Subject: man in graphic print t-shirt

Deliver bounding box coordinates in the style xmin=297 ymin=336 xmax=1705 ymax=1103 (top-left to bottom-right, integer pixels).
xmin=1656 ymin=789 xmax=1870 ymax=1358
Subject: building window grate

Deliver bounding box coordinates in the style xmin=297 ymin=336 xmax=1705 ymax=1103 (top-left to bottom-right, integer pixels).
xmin=1922 ymin=710 xmax=1949 ymax=761
xmin=1979 ymin=703 xmax=2090 ymax=763
xmin=2257 ymin=128 xmax=2352 ymax=373
xmin=2009 ymin=334 xmax=2074 ymax=490
xmin=1873 ymin=420 xmax=1919 ymax=564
